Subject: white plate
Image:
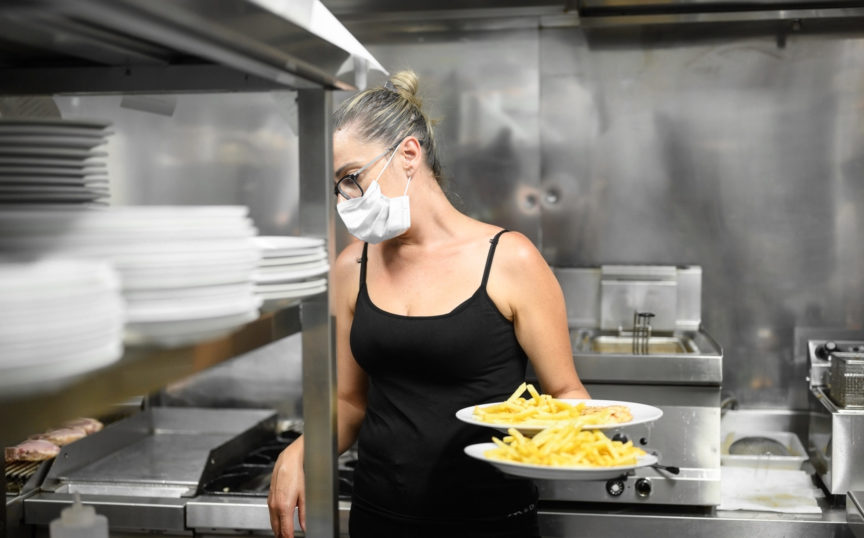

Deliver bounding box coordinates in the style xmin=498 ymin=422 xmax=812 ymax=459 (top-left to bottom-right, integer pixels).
xmin=0 ymin=147 xmax=108 ymax=158
xmin=0 ymin=259 xmax=119 ymax=296
xmin=0 ymin=192 xmax=102 ymax=202
xmin=256 ymin=283 xmax=327 ymax=300
xmin=2 ymin=328 xmax=123 ymax=367
xmin=256 ymin=259 xmax=328 ymax=274
xmin=455 ymin=399 xmax=664 ymax=434
xmin=112 ymin=249 xmax=259 ymax=268
xmin=0 ymin=135 xmax=107 ymax=149
xmin=125 ymin=308 xmax=259 ymax=347
xmin=253 ymin=235 xmax=324 ymax=249
xmin=0 ymin=176 xmax=99 ymax=186
xmin=0 ymin=238 xmax=257 ymax=257
xmin=126 ymin=294 xmax=259 ymax=322
xmin=119 ymin=268 xmax=254 ymax=290
xmin=0 ymin=167 xmax=98 ymax=176
xmin=258 ymin=251 xmax=328 ymax=267
xmin=0 ymin=184 xmax=102 ymax=194
xmin=123 ymin=283 xmax=251 ymax=302
xmin=0 ymin=118 xmax=111 ymax=130
xmin=464 ymin=443 xmax=658 ymax=480
xmin=254 ymin=277 xmax=327 ymax=293
xmin=0 ymin=157 xmax=106 ymax=167
xmin=0 ymin=127 xmax=111 ymax=138
xmin=253 ymin=262 xmax=329 ymax=283
xmin=0 ymin=341 xmax=122 ymax=396
xmin=253 ymin=236 xmax=326 ymax=258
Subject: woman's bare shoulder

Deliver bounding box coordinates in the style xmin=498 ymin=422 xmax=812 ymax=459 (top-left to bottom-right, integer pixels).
xmin=496 ymin=230 xmax=544 ymax=266
xmin=334 ymin=240 xmax=365 ymax=274
xmin=332 ymin=240 xmax=365 ymax=311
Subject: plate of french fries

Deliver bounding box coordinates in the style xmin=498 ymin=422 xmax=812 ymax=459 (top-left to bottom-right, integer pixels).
xmin=464 ymin=424 xmax=657 ymax=480
xmin=456 ymin=383 xmax=663 ymax=435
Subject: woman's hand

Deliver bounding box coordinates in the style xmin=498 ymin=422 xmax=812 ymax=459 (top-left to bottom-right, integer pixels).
xmin=268 ymin=439 xmax=305 ymax=538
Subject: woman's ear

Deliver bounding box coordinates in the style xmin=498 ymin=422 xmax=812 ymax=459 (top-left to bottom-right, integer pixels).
xmin=400 ymin=136 xmax=422 ymax=178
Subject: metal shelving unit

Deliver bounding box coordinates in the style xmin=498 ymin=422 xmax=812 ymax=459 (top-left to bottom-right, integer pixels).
xmin=1 ymin=1 xmax=350 ymax=536
xmin=0 ymin=307 xmax=302 ymax=448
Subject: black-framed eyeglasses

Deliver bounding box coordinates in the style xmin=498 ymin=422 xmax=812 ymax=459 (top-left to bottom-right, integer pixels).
xmin=334 ymin=138 xmax=424 ymax=200
xmin=334 ymin=141 xmax=401 ymax=200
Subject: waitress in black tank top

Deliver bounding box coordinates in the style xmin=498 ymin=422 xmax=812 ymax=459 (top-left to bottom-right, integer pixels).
xmin=268 ymin=70 xmax=589 ymax=538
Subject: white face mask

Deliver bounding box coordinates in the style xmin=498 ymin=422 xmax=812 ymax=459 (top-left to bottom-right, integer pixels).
xmin=337 ymin=148 xmax=412 ymax=244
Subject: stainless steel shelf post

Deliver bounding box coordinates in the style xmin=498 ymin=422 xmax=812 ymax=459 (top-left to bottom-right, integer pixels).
xmin=298 ymin=89 xmax=338 ymax=538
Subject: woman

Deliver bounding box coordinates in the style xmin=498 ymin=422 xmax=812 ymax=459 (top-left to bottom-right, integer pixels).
xmin=268 ymin=70 xmax=588 ymax=538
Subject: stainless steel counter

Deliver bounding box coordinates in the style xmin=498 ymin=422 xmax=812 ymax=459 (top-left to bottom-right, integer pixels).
xmin=538 ymin=498 xmax=854 ymax=538
xmin=849 ymin=491 xmax=864 ymax=538
xmin=20 ymin=491 xmax=856 ymax=537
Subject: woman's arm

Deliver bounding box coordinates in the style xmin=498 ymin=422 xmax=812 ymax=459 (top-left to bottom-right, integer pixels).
xmin=268 ymin=242 xmax=368 ymax=538
xmin=487 ymin=232 xmax=590 ymax=399
xmin=334 ymin=243 xmax=369 ymax=452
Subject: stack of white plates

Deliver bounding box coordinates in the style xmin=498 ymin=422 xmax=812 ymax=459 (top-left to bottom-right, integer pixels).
xmin=252 ymin=236 xmax=329 ymax=309
xmin=0 ymin=207 xmax=262 ymax=347
xmin=0 ymin=259 xmax=125 ymax=396
xmin=0 ymin=118 xmax=112 ymax=207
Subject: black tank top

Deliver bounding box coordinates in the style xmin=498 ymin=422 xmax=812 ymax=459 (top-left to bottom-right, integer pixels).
xmin=349 ymin=230 xmax=537 ymax=522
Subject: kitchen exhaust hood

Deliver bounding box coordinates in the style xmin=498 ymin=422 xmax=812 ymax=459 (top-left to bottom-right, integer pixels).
xmin=0 ymin=0 xmax=386 ymax=94
xmin=320 ymin=0 xmax=864 ymax=26
xmin=566 ymin=0 xmax=864 ymax=23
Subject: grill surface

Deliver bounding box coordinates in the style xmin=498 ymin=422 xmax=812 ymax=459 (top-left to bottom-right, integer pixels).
xmin=5 ymin=460 xmax=42 ymax=496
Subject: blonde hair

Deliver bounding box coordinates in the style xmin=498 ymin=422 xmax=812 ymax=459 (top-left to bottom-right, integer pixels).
xmin=333 ymin=70 xmax=442 ymax=182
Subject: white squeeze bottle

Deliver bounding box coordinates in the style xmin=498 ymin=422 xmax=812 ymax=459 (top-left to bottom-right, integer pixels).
xmin=49 ymin=494 xmax=108 ymax=538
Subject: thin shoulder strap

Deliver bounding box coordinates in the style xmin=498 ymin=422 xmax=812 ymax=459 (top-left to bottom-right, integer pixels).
xmin=358 ymin=242 xmax=369 ymax=286
xmin=480 ymin=229 xmax=509 ymax=288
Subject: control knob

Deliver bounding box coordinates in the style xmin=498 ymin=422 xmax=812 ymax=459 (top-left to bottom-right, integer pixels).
xmin=605 ymin=479 xmax=625 ymax=497
xmin=635 ymin=478 xmax=652 ymax=498
xmin=816 ymin=341 xmax=838 ymax=359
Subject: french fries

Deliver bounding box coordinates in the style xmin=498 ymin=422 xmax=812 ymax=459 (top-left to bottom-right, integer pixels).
xmin=485 ymin=424 xmax=646 ymax=467
xmin=472 ymin=383 xmax=633 ymax=428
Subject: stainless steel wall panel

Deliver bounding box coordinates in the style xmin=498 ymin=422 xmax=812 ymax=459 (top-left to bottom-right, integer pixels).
xmin=356 ymin=28 xmax=543 ymax=244
xmin=538 ymin=24 xmax=864 ymax=409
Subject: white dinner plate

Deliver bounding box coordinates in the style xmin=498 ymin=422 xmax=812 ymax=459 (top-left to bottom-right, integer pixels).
xmin=256 ymin=283 xmax=328 ymax=300
xmin=0 ymin=185 xmax=102 ymax=194
xmin=0 ymin=147 xmax=108 ymax=158
xmin=0 ymin=343 xmax=122 ymax=397
xmin=0 ymin=157 xmax=106 ymax=167
xmin=258 ymin=251 xmax=328 ymax=267
xmin=126 ymin=295 xmax=259 ymax=322
xmin=123 ymin=283 xmax=252 ymax=302
xmin=0 ymin=135 xmax=107 ymax=149
xmin=125 ymin=308 xmax=259 ymax=347
xmin=0 ymin=237 xmax=257 ymax=257
xmin=0 ymin=192 xmax=102 ymax=202
xmin=0 ymin=167 xmax=99 ymax=176
xmin=0 ymin=118 xmax=111 ymax=130
xmin=2 ymin=327 xmax=123 ymax=367
xmin=253 ymin=261 xmax=329 ymax=283
xmin=253 ymin=236 xmax=326 ymax=258
xmin=0 ymin=211 xmax=253 ymax=236
xmin=463 ymin=443 xmax=658 ymax=481
xmin=0 ymin=176 xmax=99 ymax=186
xmin=255 ymin=259 xmax=328 ymax=274
xmin=111 ymin=248 xmax=259 ymax=268
xmin=253 ymin=277 xmax=327 ymax=293
xmin=0 ymin=127 xmax=111 ymax=138
xmin=0 ymin=259 xmax=119 ymax=296
xmin=455 ymin=399 xmax=664 ymax=434
xmin=119 ymin=267 xmax=255 ymax=290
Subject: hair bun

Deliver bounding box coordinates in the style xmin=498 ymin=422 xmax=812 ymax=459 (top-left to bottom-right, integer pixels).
xmin=388 ymin=70 xmax=422 ymax=109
